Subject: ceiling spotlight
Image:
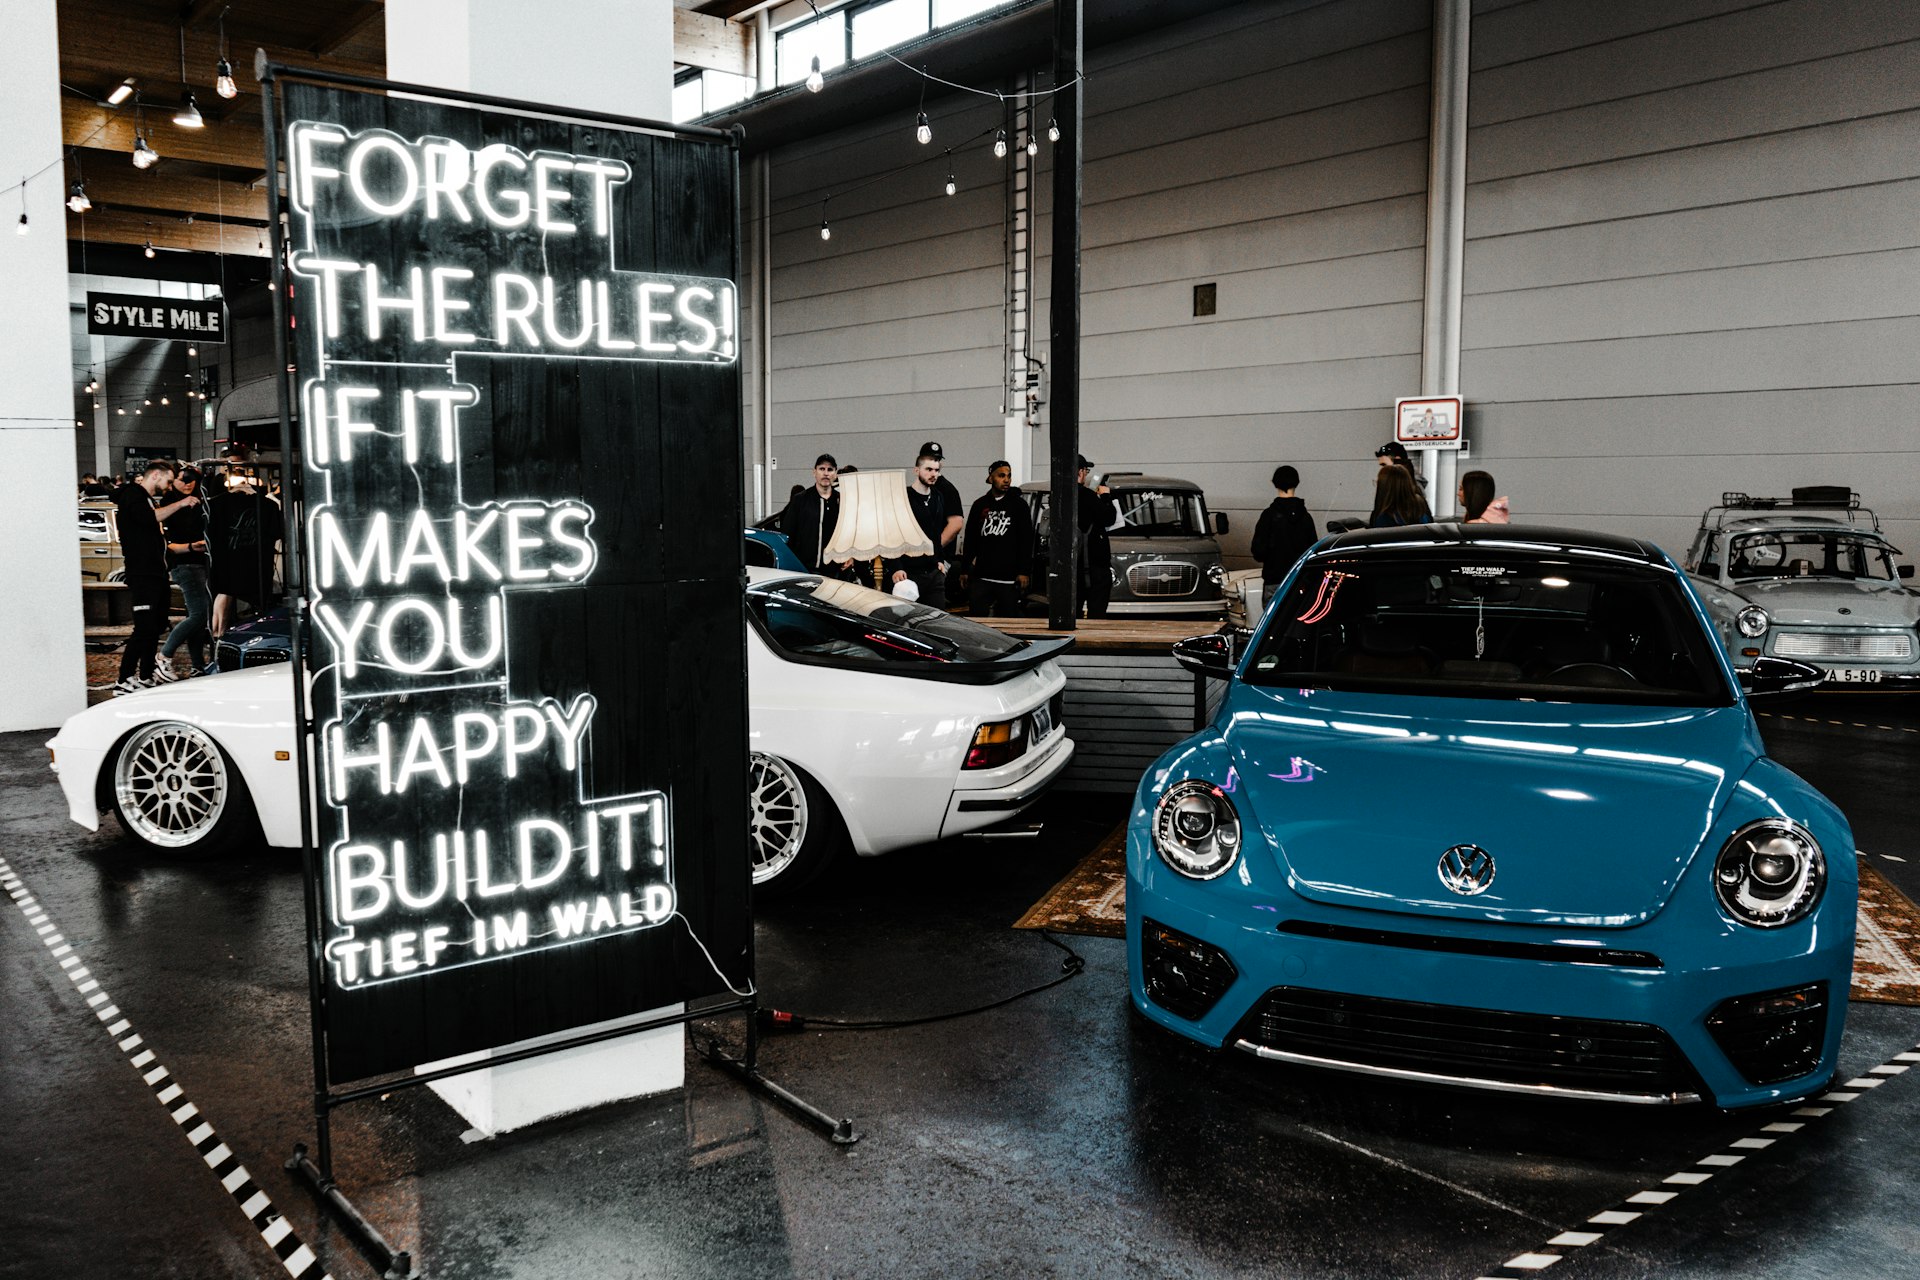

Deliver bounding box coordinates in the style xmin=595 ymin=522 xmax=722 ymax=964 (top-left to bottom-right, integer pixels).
xmin=806 ymin=56 xmax=824 ymax=94
xmin=132 ymin=132 xmax=159 ymax=168
xmin=1047 ymin=117 xmax=1060 ymax=142
xmin=173 ymin=93 xmax=204 ymax=129
xmin=215 ymin=58 xmax=237 ymax=100
xmin=67 ymin=181 xmax=92 ymax=213
xmin=106 ymin=77 xmax=136 ymax=106
xmin=143 ymin=241 xmax=156 ymax=258
xmin=915 ymin=112 xmax=932 ymax=145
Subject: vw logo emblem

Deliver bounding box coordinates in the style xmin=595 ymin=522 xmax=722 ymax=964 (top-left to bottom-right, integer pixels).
xmin=1438 ymin=845 xmax=1496 ymax=896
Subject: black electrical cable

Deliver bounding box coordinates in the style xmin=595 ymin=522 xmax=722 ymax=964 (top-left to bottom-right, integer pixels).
xmin=755 ymin=930 xmax=1086 ymax=1034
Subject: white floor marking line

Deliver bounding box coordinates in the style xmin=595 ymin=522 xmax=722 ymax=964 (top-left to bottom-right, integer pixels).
xmin=1468 ymin=1037 xmax=1920 ymax=1280
xmin=0 ymin=858 xmax=334 ymax=1280
xmin=1298 ymin=1125 xmax=1565 ymax=1231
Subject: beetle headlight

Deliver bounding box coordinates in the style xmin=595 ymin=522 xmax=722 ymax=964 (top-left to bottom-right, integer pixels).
xmin=1153 ymin=780 xmax=1242 ymax=880
xmin=1735 ymin=606 xmax=1770 ymax=639
xmin=1714 ymin=819 xmax=1824 ymax=928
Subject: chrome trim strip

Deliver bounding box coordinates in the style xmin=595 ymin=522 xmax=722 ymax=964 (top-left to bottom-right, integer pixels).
xmin=1230 ymin=1039 xmax=1702 ymax=1106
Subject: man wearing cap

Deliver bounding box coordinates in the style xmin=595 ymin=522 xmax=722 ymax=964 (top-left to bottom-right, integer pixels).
xmin=781 ymin=453 xmax=855 ymax=578
xmin=889 ymin=445 xmax=964 ymax=603
xmin=1374 ymin=440 xmax=1428 ymax=488
xmin=1075 ymin=455 xmax=1118 ymax=619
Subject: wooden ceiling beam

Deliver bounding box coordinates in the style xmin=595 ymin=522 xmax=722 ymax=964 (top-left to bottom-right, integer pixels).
xmin=71 ymin=166 xmax=269 ymax=222
xmin=69 ymin=206 xmax=269 ymax=257
xmin=180 ymin=0 xmax=231 ymax=29
xmin=63 ymin=97 xmax=267 ymax=170
xmin=58 ymin=0 xmax=382 ymax=100
xmin=312 ymin=2 xmax=385 ymax=57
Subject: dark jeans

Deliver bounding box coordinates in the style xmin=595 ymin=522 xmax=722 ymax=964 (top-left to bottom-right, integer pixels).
xmin=894 ymin=558 xmax=946 ymax=605
xmin=163 ymin=564 xmax=211 ymax=669
xmin=969 ymin=578 xmax=1022 ymax=617
xmin=119 ymin=577 xmax=170 ymax=682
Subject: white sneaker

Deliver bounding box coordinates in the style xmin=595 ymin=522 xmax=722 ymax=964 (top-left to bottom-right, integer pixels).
xmin=150 ymin=655 xmax=180 ymax=683
xmin=113 ymin=676 xmax=151 ymax=696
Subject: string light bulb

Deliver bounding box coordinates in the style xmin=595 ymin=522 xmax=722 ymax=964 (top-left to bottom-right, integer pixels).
xmin=160 ymin=395 xmax=170 ymax=405
xmin=67 ymin=181 xmax=92 ymax=212
xmin=216 ymin=59 xmax=237 ymax=99
xmin=187 ymin=345 xmax=196 ymax=357
xmin=1025 ymin=133 xmax=1038 ymax=157
xmin=144 ymin=241 xmax=155 ymax=258
xmin=116 ymin=407 xmax=125 ymax=415
xmin=1047 ymin=117 xmax=1060 ymax=143
xmin=819 ymin=218 xmax=831 ymax=241
xmin=15 ymin=212 xmax=26 ymax=236
xmin=132 ymin=132 xmax=159 ymax=169
xmin=915 ymin=111 xmax=932 ymax=145
xmin=993 ymin=129 xmax=1008 ymax=159
xmin=944 ymin=150 xmax=956 ymax=196
xmin=806 ymin=56 xmax=824 ymax=93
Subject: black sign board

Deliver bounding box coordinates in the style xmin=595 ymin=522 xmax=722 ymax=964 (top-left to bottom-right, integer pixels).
xmin=282 ymin=81 xmax=749 ymax=1082
xmin=87 ymin=291 xmax=227 ymax=343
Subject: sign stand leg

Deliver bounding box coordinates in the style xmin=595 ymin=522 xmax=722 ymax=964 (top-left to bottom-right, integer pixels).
xmin=698 ymin=1009 xmax=862 ymax=1146
xmin=287 ymin=1143 xmax=414 ymax=1279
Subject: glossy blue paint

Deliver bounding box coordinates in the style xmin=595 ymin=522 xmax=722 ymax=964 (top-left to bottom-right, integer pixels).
xmin=1129 ymin=526 xmax=1857 ymax=1109
xmin=745 ymin=528 xmax=807 ymax=572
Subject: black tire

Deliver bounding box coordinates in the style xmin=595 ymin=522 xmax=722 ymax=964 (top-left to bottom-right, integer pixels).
xmin=109 ymin=721 xmax=260 ymax=857
xmin=748 ymin=752 xmax=845 ymax=899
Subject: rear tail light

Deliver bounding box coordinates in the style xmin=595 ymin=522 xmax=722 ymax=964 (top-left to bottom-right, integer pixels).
xmin=964 ymin=716 xmax=1028 ymax=769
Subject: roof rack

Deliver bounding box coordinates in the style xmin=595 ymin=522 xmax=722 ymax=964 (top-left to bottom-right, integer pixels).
xmin=1705 ymin=487 xmax=1877 ymax=532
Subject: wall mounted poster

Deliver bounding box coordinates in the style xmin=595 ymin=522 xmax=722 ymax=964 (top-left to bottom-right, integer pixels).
xmin=282 ymin=82 xmax=749 ymax=1082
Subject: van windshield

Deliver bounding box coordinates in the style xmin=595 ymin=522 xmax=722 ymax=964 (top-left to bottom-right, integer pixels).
xmin=1245 ymin=549 xmax=1732 ymax=705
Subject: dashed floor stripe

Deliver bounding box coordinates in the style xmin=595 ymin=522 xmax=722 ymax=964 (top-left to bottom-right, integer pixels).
xmin=0 ymin=858 xmax=334 ymax=1280
xmin=1467 ymin=1038 xmax=1920 ymax=1279
xmin=1756 ymin=710 xmax=1919 ymax=735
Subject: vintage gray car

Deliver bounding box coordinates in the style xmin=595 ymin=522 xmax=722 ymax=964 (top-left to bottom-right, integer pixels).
xmin=1683 ymin=488 xmax=1919 ymax=690
xmin=1021 ymin=474 xmax=1229 ymax=617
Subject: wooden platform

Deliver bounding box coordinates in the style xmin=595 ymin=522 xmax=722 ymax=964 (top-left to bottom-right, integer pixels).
xmin=967 ymin=616 xmax=1227 ymax=793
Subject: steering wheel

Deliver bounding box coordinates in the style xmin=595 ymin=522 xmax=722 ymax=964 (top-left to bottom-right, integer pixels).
xmin=1546 ymin=662 xmax=1639 ymax=686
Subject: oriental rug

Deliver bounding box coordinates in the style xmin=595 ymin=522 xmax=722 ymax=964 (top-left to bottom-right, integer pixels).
xmin=1016 ymin=829 xmax=1920 ymax=1008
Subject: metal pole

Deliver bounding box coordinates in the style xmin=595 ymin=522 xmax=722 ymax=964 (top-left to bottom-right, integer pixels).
xmin=1045 ymin=0 xmax=1083 ymax=630
xmin=1422 ymin=0 xmax=1470 ymax=517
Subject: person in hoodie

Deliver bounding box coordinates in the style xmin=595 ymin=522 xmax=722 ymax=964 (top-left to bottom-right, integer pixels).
xmin=781 ymin=454 xmax=856 ymax=578
xmin=1248 ymin=464 xmax=1317 ymax=589
xmin=961 ymin=460 xmax=1035 ymax=617
xmin=1458 ymin=469 xmax=1512 ymax=524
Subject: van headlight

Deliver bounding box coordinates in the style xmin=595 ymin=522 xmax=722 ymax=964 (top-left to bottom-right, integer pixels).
xmin=1735 ymin=606 xmax=1770 ymax=639
xmin=1714 ymin=820 xmax=1824 ymax=928
xmin=1153 ymin=780 xmax=1242 ymax=880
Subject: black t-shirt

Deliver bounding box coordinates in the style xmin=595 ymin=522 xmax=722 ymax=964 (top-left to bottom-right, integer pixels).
xmin=163 ymin=498 xmax=210 ymax=568
xmin=110 ymin=483 xmax=165 ymax=580
xmin=906 ymin=482 xmax=961 ymax=557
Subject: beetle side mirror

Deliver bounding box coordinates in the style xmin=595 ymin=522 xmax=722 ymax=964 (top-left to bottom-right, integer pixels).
xmin=1211 ymin=512 xmax=1230 ymax=536
xmin=1737 ymin=656 xmax=1826 ymax=697
xmin=1173 ymin=633 xmax=1235 ymax=679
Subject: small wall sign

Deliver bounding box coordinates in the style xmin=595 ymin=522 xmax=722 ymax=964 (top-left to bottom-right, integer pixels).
xmin=1394 ymin=395 xmax=1464 ymax=449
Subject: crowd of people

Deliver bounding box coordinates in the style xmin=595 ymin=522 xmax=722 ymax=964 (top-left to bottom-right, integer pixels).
xmin=776 ymin=440 xmax=1117 ymax=619
xmin=87 ymin=447 xmax=284 ymax=695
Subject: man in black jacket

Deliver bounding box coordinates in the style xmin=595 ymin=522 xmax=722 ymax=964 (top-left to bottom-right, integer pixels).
xmin=1075 ymin=455 xmax=1118 ymax=619
xmin=780 ymin=454 xmax=855 ymax=578
xmin=1249 ymin=464 xmax=1317 ymax=588
xmin=961 ymin=461 xmax=1034 ymax=616
xmin=111 ymin=461 xmax=198 ymax=694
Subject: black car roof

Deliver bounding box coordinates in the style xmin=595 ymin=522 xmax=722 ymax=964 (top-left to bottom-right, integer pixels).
xmin=1318 ymin=522 xmax=1665 ymax=562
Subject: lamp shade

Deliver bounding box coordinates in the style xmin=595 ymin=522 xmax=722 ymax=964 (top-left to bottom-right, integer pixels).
xmin=822 ymin=469 xmax=934 ymax=562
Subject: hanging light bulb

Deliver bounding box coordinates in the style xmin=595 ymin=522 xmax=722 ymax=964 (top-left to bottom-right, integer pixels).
xmin=117 ymin=407 xmax=126 ymax=415
xmin=143 ymin=398 xmax=152 ymax=406
xmin=915 ymin=112 xmax=932 ymax=145
xmin=993 ymin=129 xmax=1008 ymax=159
xmin=160 ymin=395 xmax=170 ymax=405
xmin=133 ymin=132 xmax=159 ymax=169
xmin=819 ymin=219 xmax=831 ymax=241
xmin=944 ymin=150 xmax=956 ymax=196
xmin=187 ymin=345 xmax=196 ymax=357
xmin=1025 ymin=133 xmax=1038 ymax=157
xmin=67 ymin=181 xmax=92 ymax=213
xmin=15 ymin=212 xmax=27 ymax=236
xmin=85 ymin=375 xmax=97 ymax=393
xmin=215 ymin=59 xmax=237 ymax=100
xmin=143 ymin=241 xmax=156 ymax=258
xmin=173 ymin=93 xmax=204 ymax=129
xmin=806 ymin=56 xmax=824 ymax=94
xmin=1047 ymin=117 xmax=1060 ymax=142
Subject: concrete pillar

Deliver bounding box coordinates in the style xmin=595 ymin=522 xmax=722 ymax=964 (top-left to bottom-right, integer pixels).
xmin=1421 ymin=0 xmax=1470 ymax=518
xmin=0 ymin=3 xmax=86 ymax=733
xmin=385 ymin=0 xmax=683 ymax=1135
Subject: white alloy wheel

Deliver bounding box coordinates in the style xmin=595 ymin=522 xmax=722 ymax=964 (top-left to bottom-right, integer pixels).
xmin=749 ymin=751 xmax=810 ymax=885
xmin=113 ymin=722 xmax=231 ymax=850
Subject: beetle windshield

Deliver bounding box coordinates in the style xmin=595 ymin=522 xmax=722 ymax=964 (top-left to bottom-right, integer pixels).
xmin=1727 ymin=531 xmax=1899 ymax=582
xmin=748 ymin=576 xmax=1029 ymax=665
xmin=1245 ymin=549 xmax=1732 ymax=705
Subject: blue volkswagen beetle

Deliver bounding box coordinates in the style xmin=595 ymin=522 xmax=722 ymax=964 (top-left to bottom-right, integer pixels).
xmin=1132 ymin=524 xmax=1853 ymax=1109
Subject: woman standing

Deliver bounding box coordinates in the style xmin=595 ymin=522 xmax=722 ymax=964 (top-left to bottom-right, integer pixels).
xmin=157 ymin=468 xmax=212 ymax=679
xmin=1458 ymin=470 xmax=1511 ymax=524
xmin=1368 ymin=465 xmax=1433 ymax=528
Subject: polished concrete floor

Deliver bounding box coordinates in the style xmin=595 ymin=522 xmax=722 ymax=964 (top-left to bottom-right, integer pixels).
xmin=2 ymin=695 xmax=1918 ymax=1280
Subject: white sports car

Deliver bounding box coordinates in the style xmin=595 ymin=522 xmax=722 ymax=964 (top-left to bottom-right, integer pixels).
xmin=47 ymin=569 xmax=1075 ymax=894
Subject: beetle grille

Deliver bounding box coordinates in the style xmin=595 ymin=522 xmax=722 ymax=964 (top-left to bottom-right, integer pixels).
xmin=1772 ymin=633 xmax=1913 ymax=660
xmin=1236 ymin=988 xmax=1700 ymax=1094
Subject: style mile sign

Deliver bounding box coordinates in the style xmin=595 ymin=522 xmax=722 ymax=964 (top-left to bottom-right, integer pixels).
xmin=284 ymin=83 xmax=751 ymax=1081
